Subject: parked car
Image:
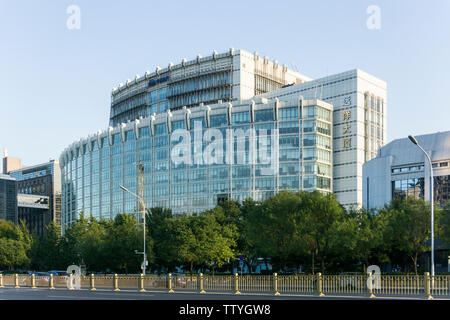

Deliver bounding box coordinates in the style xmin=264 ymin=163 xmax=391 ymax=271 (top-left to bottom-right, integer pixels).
xmin=48 ymin=270 xmax=69 ymax=277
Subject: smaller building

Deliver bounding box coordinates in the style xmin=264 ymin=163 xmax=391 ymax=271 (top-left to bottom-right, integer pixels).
xmin=363 ymin=131 xmax=450 ymax=209
xmin=0 ymin=173 xmax=18 ymax=223
xmin=2 ymin=148 xmax=22 ymax=174
xmin=8 ymin=160 xmax=61 ymax=237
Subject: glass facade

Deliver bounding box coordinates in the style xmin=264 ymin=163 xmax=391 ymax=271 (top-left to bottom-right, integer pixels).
xmin=61 ymin=98 xmax=333 ymax=228
xmin=392 ymin=178 xmax=425 ymax=201
xmin=0 ymin=175 xmax=17 ymax=223
xmin=391 ymin=175 xmax=450 ymax=206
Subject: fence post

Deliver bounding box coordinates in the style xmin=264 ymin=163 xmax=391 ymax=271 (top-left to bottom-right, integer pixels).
xmin=424 ymin=272 xmax=433 ymax=300
xmin=234 ymin=273 xmax=241 ymax=295
xmin=31 ymin=274 xmax=37 ymax=289
xmin=273 ymin=273 xmax=280 ymax=295
xmin=0 ymin=274 xmax=3 ymax=288
xmin=199 ymin=273 xmax=206 ymax=294
xmin=367 ymin=273 xmax=376 ymax=298
xmin=139 ymin=274 xmax=146 ymax=292
xmin=90 ymin=274 xmax=96 ymax=291
xmin=316 ymin=273 xmax=324 ymax=297
xmin=49 ymin=274 xmax=55 ymax=290
xmin=168 ymin=273 xmax=174 ymax=293
xmin=14 ymin=274 xmax=19 ymax=288
xmin=113 ymin=274 xmax=120 ymax=291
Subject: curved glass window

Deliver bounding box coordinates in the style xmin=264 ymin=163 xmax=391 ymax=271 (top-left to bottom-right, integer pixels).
xmin=231 ymin=112 xmax=250 ymax=124
xmin=255 ymin=109 xmax=274 ymax=122
xmin=154 ymin=123 xmax=167 ymax=136
xmin=172 ymin=120 xmax=186 ymax=130
xmin=210 ymin=114 xmax=228 ymax=127
xmin=138 ymin=126 xmax=150 ymax=138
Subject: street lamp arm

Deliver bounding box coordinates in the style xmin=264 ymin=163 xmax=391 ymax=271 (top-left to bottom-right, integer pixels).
xmin=120 ymin=186 xmax=143 ymax=201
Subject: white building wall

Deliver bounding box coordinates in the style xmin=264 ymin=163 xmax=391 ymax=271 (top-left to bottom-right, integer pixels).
xmin=233 ymin=50 xmax=255 ymax=101
xmin=259 ymin=69 xmax=387 ymax=208
xmin=363 ymin=131 xmax=450 ymax=208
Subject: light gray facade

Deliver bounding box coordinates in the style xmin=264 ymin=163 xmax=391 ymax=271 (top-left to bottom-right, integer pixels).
xmin=363 ymin=131 xmax=450 ymax=208
xmin=260 ymin=69 xmax=387 ymax=208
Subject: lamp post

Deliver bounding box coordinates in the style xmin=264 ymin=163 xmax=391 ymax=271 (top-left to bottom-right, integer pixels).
xmin=120 ymin=185 xmax=147 ymax=275
xmin=408 ymin=135 xmax=435 ymax=277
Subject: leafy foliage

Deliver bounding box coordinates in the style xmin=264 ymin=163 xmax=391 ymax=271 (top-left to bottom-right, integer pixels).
xmin=0 ymin=194 xmax=447 ymax=274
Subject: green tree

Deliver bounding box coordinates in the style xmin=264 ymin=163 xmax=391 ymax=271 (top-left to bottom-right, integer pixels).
xmin=103 ymin=214 xmax=147 ymax=273
xmin=30 ymin=222 xmax=64 ymax=270
xmin=194 ymin=212 xmax=236 ymax=276
xmin=60 ymin=212 xmax=90 ymax=266
xmin=169 ymin=215 xmax=198 ymax=275
xmin=384 ymin=197 xmax=439 ymax=275
xmin=79 ymin=217 xmax=108 ymax=271
xmin=247 ymin=191 xmax=306 ymax=272
xmin=0 ymin=238 xmax=29 ymax=270
xmin=0 ymin=219 xmax=31 ymax=270
xmin=300 ymin=191 xmax=346 ymax=274
xmin=346 ymin=207 xmax=388 ymax=272
xmin=147 ymin=207 xmax=173 ymax=272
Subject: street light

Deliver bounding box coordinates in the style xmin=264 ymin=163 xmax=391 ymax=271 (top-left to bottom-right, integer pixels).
xmin=120 ymin=185 xmax=147 ymax=275
xmin=408 ymin=135 xmax=435 ymax=277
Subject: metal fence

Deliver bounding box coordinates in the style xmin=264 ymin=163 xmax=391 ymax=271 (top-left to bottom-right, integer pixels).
xmin=0 ymin=272 xmax=448 ymax=299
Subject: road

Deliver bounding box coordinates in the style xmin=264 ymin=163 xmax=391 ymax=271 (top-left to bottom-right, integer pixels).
xmin=0 ymin=287 xmax=447 ymax=300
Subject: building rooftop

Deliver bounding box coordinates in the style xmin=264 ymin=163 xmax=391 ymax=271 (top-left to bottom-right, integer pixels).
xmin=377 ymin=130 xmax=450 ymax=164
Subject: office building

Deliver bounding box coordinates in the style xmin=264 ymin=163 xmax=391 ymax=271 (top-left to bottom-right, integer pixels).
xmin=109 ymin=49 xmax=311 ymax=126
xmin=363 ymin=131 xmax=450 ymax=208
xmin=8 ymin=160 xmax=62 ymax=236
xmin=0 ymin=173 xmax=17 ymax=223
xmin=60 ymin=48 xmax=387 ymax=230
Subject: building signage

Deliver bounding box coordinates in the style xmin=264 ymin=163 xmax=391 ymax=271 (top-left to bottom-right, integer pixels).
xmin=148 ymin=76 xmax=169 ymax=87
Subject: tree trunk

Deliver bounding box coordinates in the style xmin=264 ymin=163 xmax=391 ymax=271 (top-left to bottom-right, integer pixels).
xmin=412 ymin=253 xmax=418 ymax=275
xmin=311 ymin=251 xmax=315 ymax=275
xmin=190 ymin=261 xmax=193 ymax=281
xmin=321 ymin=256 xmax=325 ymax=274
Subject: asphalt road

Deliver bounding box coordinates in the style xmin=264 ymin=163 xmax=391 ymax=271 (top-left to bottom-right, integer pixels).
xmin=0 ymin=287 xmax=446 ymax=300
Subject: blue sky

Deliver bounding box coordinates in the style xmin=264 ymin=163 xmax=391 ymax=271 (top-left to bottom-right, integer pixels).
xmin=0 ymin=0 xmax=449 ymax=168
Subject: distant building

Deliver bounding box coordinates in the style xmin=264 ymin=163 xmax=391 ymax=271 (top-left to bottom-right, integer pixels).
xmin=0 ymin=173 xmax=17 ymax=223
xmin=8 ymin=160 xmax=62 ymax=236
xmin=2 ymin=148 xmax=22 ymax=174
xmin=363 ymin=131 xmax=450 ymax=208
